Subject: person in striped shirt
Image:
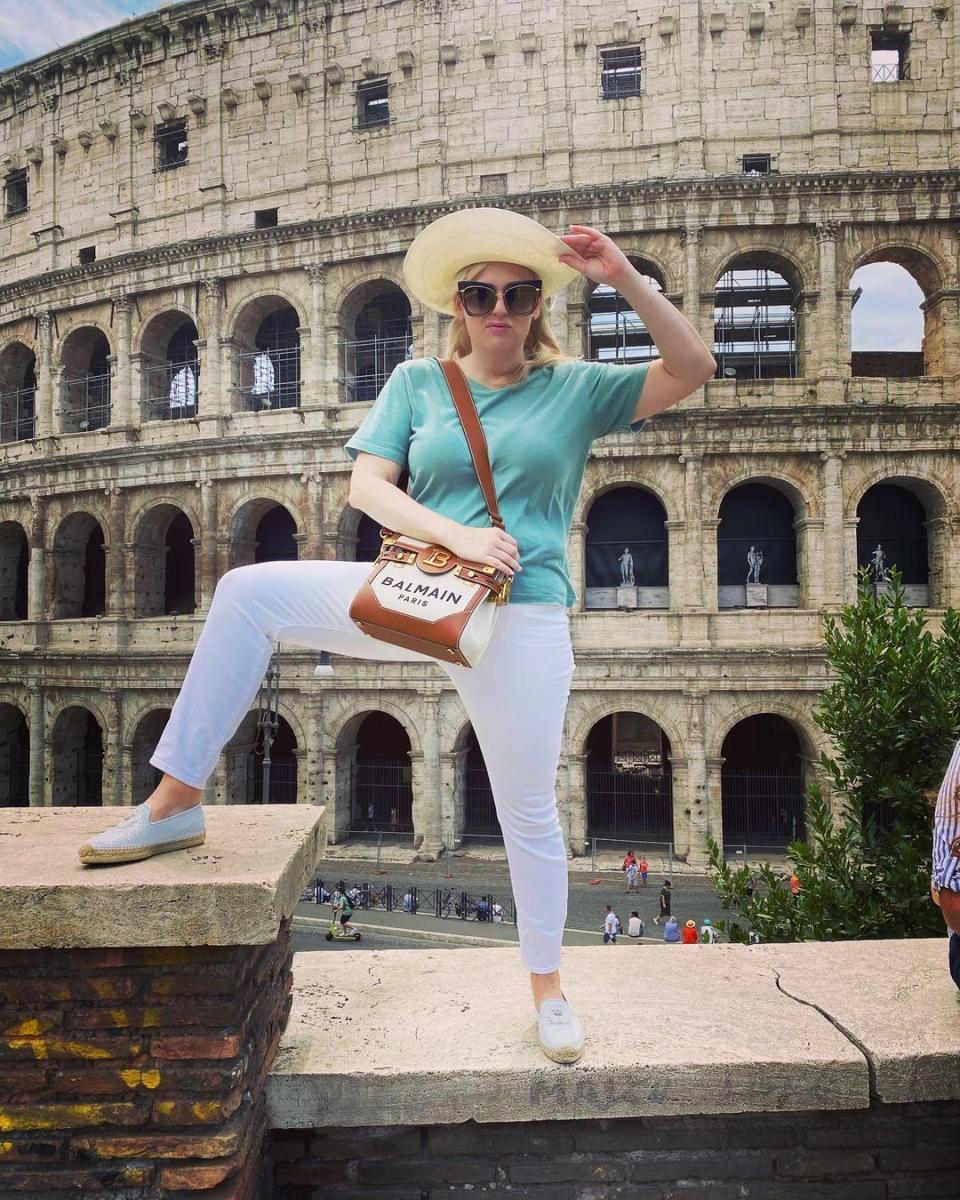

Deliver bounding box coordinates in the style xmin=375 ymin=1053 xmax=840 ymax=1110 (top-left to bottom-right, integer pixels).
xmin=931 ymin=739 xmax=960 ymax=990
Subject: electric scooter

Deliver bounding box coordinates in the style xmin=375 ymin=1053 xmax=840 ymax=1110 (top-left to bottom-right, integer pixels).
xmin=325 ymin=911 xmax=362 ymax=942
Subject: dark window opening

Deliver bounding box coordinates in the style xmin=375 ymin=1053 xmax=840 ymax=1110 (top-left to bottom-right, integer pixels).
xmin=742 ymin=155 xmax=771 ymax=175
xmin=155 ymin=120 xmax=188 ymax=170
xmin=357 ymin=79 xmax=389 ymax=129
xmin=254 ymin=208 xmax=279 ymax=228
xmin=78 ymin=246 xmax=96 ymax=265
xmin=601 ymin=48 xmax=643 ymax=99
xmin=870 ymin=32 xmax=910 ymax=82
xmin=4 ymin=169 xmax=28 ymax=217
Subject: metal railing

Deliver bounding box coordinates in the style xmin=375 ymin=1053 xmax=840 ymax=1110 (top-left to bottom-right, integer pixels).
xmin=235 ymin=346 xmax=300 ymax=411
xmin=142 ymin=359 xmax=199 ymax=422
xmin=586 ymin=765 xmax=674 ymax=843
xmin=59 ymin=373 xmax=111 ymax=433
xmin=584 ymin=836 xmax=674 ymax=883
xmin=306 ymin=878 xmax=515 ymax=925
xmin=0 ymin=387 xmax=35 ymax=442
xmin=341 ymin=335 xmax=411 ymax=404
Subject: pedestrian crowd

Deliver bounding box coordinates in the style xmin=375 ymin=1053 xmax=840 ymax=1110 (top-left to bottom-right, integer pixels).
xmin=599 ymin=857 xmax=723 ymax=946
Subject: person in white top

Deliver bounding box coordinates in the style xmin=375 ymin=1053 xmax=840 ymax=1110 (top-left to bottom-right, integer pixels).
xmin=627 ymin=911 xmax=644 ymax=938
xmin=602 ymin=906 xmax=620 ymax=944
xmin=700 ymin=917 xmax=719 ymax=943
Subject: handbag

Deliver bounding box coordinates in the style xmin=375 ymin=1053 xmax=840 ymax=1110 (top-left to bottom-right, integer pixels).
xmin=349 ymin=357 xmax=512 ymax=668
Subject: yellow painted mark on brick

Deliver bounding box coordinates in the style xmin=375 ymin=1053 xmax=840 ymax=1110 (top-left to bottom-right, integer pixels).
xmin=90 ymin=979 xmax=125 ymax=1000
xmin=5 ymin=1018 xmax=53 ymax=1036
xmin=0 ymin=1141 xmax=15 ymax=1155
xmin=118 ymin=1068 xmax=161 ymax=1090
xmin=7 ymin=1037 xmax=140 ymax=1061
xmin=0 ymin=1103 xmax=108 ymax=1131
xmin=192 ymin=1100 xmax=223 ymax=1120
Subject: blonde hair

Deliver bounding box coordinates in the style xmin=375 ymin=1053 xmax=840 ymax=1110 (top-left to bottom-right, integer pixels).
xmin=444 ymin=262 xmax=578 ymax=385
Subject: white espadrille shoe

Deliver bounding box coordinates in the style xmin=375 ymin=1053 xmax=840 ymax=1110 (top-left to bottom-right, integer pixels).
xmin=537 ymin=997 xmax=585 ymax=1064
xmin=78 ymin=802 xmax=205 ymax=865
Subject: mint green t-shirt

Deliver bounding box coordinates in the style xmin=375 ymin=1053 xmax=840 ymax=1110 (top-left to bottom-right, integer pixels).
xmin=343 ymin=357 xmax=650 ymax=606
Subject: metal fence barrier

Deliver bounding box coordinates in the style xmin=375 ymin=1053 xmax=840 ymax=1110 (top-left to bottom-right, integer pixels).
xmin=302 ymin=878 xmax=516 ymax=925
xmin=584 ymin=836 xmax=674 ymax=885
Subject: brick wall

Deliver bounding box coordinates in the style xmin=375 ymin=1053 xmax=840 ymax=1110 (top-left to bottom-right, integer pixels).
xmin=268 ymin=1101 xmax=960 ymax=1200
xmin=0 ymin=915 xmax=293 ymax=1198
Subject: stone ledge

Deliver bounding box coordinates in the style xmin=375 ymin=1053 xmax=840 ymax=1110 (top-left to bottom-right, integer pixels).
xmin=268 ymin=937 xmax=960 ymax=1129
xmin=0 ymin=806 xmax=325 ymax=948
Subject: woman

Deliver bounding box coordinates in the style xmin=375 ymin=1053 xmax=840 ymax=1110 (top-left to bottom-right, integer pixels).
xmin=76 ymin=208 xmax=715 ymax=1063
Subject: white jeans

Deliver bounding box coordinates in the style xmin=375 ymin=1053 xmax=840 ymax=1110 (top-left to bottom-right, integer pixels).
xmin=149 ymin=560 xmax=575 ymax=974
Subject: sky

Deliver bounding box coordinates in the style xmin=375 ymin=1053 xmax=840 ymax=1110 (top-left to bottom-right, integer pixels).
xmin=0 ymin=0 xmax=164 ymax=71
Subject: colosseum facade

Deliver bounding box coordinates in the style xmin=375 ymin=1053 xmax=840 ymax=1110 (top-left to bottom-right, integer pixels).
xmin=0 ymin=0 xmax=957 ymax=864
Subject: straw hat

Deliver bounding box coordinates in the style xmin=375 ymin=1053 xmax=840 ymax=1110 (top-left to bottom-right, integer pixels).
xmin=685 ymin=919 xmax=697 ymax=928
xmin=402 ymin=207 xmax=581 ymax=316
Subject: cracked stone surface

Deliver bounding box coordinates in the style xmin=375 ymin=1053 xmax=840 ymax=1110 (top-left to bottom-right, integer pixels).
xmin=750 ymin=937 xmax=960 ymax=1105
xmin=268 ymin=943 xmax=871 ymax=1127
xmin=0 ymin=805 xmax=326 ymax=948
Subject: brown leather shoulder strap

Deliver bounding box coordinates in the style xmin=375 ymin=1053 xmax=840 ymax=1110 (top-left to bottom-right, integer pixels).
xmin=435 ymin=358 xmax=505 ymax=530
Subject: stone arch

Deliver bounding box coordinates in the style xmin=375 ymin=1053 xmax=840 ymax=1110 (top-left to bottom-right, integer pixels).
xmin=0 ymin=701 xmax=29 ymax=806
xmin=0 ymin=338 xmax=37 ymax=442
xmin=845 ymin=469 xmax=950 ymax=521
xmin=705 ymin=468 xmax=817 ymax=523
xmin=582 ymin=708 xmax=676 ymax=844
xmin=50 ymin=511 xmax=107 ymax=619
xmin=331 ymin=705 xmax=417 ymax=840
xmin=226 ymin=497 xmax=302 ymax=568
xmin=571 ymin=699 xmax=683 ymax=763
xmin=717 ymin=711 xmax=815 ymax=852
xmin=57 ymin=324 xmax=113 ymax=433
xmin=50 ymin=704 xmax=104 ymax=805
xmin=137 ymin=308 xmax=202 ymax=421
xmin=0 ymin=520 xmax=29 ymax=620
xmin=709 ymin=245 xmax=807 ymax=381
xmin=130 ymin=708 xmax=170 ymax=805
xmin=336 ymin=275 xmax=414 ymax=404
xmin=709 ymin=699 xmax=820 ymax=764
xmin=581 ymin=482 xmax=671 ymax=606
xmin=135 ymin=305 xmax=206 ymax=352
xmin=845 ymin=242 xmax=946 ymax=298
xmin=577 ymin=476 xmax=678 ymax=526
xmin=228 ymin=292 xmax=306 ymax=412
xmin=131 ymin=502 xmax=197 ymax=617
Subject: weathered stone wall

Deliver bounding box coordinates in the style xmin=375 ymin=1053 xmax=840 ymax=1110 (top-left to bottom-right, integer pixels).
xmin=268 ymin=1103 xmax=960 ymax=1199
xmin=0 ymin=0 xmax=957 ymax=860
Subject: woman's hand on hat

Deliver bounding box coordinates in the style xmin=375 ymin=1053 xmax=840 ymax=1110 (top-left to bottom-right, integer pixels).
xmin=557 ymin=225 xmax=634 ymax=286
xmin=446 ymin=524 xmax=521 ymax=577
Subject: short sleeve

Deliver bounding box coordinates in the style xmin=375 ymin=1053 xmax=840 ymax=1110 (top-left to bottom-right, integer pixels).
xmin=586 ymin=360 xmax=651 ymax=439
xmin=343 ymin=363 xmax=414 ymax=466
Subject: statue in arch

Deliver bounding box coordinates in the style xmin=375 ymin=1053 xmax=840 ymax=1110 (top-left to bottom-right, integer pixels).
xmin=618 ymin=546 xmax=635 ymax=586
xmin=746 ymin=545 xmax=764 ymax=585
xmin=870 ymin=543 xmax=889 ymax=583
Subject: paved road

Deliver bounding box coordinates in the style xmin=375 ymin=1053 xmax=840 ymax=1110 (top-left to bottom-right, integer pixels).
xmin=292 ymin=852 xmax=753 ymax=954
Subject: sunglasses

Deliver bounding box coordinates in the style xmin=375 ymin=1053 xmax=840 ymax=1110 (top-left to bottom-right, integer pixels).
xmin=457 ymin=279 xmax=543 ymax=317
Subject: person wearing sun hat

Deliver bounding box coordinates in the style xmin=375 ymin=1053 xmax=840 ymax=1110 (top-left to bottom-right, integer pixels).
xmin=75 ymin=204 xmax=715 ymax=1069
xmin=682 ymin=919 xmax=700 ymax=944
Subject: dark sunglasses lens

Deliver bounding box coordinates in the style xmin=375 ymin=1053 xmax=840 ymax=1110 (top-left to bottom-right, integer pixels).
xmin=461 ymin=285 xmax=496 ymax=315
xmin=505 ymin=284 xmax=540 ymax=314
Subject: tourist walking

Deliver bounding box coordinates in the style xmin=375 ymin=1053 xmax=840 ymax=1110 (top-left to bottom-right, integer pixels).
xmin=655 ymin=880 xmax=673 ymax=925
xmin=76 ymin=208 xmax=713 ymax=1065
xmin=638 ymin=856 xmax=649 ymax=888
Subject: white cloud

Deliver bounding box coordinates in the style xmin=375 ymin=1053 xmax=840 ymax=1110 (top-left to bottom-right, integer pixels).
xmin=0 ymin=0 xmax=163 ymax=71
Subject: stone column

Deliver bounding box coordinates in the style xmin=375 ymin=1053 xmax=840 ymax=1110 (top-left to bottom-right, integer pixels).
xmin=679 ymin=692 xmax=710 ymax=864
xmin=107 ymin=487 xmax=130 ymax=621
xmin=704 ymin=755 xmax=726 ymax=857
xmin=679 ymin=223 xmax=710 ymax=355
xmin=108 ymin=693 xmax=126 ymax=808
xmin=305 ymin=264 xmax=327 ymax=408
xmin=197 ymin=479 xmax=219 ymax=612
xmin=28 ymin=688 xmax=44 ymax=807
xmin=924 ymin=516 xmax=948 ymax=610
xmin=439 ymin=749 xmax=458 ymax=849
xmin=681 ymin=453 xmax=705 ymax=608
xmin=568 ymin=521 xmax=587 ymax=614
xmin=815 ymin=219 xmax=843 ymax=393
xmin=566 ymin=752 xmax=588 ymax=858
xmin=304 ymin=699 xmax=324 ymax=808
xmin=820 ymin=450 xmax=847 ymax=608
xmin=412 ymin=687 xmax=443 ymax=858
xmin=32 ymin=309 xmax=54 ymax=440
xmin=794 ymin=517 xmax=825 ymax=609
xmin=27 ymin=495 xmax=47 ymax=635
xmin=201 ymin=278 xmax=225 ymax=419
xmin=299 ymin=473 xmax=323 ymax=558
xmin=111 ymin=294 xmax=134 ymax=429
xmin=664 ymin=520 xmax=685 ymax=611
